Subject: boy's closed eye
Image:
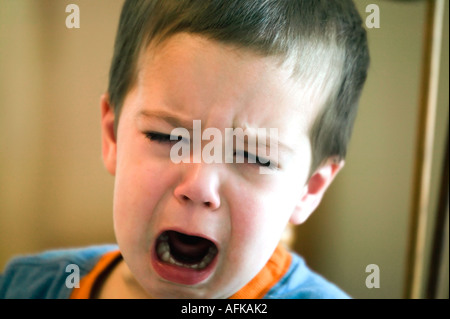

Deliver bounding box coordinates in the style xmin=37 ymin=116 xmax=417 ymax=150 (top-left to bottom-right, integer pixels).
xmin=145 ymin=131 xmax=186 ymax=143
xmin=234 ymin=150 xmax=274 ymax=168
xmin=144 ymin=131 xmax=277 ymax=169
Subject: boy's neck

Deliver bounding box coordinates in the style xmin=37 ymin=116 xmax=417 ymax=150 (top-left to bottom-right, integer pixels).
xmin=94 ymin=258 xmax=152 ymax=299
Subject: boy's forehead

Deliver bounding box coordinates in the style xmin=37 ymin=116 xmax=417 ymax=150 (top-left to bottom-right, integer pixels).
xmin=133 ymin=33 xmax=326 ymax=137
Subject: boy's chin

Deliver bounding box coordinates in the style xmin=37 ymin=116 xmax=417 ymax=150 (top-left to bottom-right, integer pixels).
xmin=144 ymin=273 xmax=228 ymax=299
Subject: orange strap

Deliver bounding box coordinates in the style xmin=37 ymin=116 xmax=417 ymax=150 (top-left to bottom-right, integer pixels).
xmin=70 ymin=244 xmax=291 ymax=299
xmin=70 ymin=250 xmax=122 ymax=299
xmin=229 ymin=244 xmax=292 ymax=299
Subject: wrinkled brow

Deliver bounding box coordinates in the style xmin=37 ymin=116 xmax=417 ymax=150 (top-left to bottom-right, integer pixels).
xmin=136 ymin=109 xmax=194 ymax=130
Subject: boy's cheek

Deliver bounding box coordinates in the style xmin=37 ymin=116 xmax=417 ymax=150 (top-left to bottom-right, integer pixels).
xmin=229 ymin=204 xmax=281 ymax=251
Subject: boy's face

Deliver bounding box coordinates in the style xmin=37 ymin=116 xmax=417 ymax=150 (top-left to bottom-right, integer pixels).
xmin=101 ymin=33 xmax=341 ymax=298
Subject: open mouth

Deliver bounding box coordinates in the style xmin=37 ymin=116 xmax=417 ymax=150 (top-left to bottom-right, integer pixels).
xmin=155 ymin=230 xmax=218 ymax=271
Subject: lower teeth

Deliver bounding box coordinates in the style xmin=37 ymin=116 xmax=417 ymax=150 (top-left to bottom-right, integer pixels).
xmin=156 ymin=236 xmax=217 ymax=270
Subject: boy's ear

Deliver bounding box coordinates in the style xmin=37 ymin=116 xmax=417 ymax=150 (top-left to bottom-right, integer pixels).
xmin=100 ymin=93 xmax=117 ymax=176
xmin=289 ymin=158 xmax=344 ymax=225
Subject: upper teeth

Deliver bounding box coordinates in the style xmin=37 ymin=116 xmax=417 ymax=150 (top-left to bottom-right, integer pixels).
xmin=156 ymin=235 xmax=217 ymax=270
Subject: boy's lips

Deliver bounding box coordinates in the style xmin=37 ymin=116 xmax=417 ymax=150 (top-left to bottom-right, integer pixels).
xmin=151 ymin=230 xmax=219 ymax=285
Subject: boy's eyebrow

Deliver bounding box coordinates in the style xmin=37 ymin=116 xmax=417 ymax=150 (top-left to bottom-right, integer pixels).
xmin=136 ymin=109 xmax=194 ymax=129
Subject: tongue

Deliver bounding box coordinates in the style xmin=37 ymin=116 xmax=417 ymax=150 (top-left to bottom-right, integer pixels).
xmin=168 ymin=231 xmax=212 ymax=264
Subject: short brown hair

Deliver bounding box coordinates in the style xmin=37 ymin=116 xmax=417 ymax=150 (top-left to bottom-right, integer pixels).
xmin=107 ymin=0 xmax=370 ymax=174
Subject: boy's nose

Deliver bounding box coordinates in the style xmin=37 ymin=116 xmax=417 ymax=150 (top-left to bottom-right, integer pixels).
xmin=173 ymin=163 xmax=221 ymax=210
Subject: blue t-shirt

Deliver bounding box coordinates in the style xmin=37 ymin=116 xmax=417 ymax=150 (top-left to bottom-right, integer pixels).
xmin=0 ymin=245 xmax=350 ymax=299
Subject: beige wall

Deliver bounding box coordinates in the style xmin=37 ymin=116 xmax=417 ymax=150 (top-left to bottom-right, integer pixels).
xmin=0 ymin=0 xmax=447 ymax=299
xmin=294 ymin=0 xmax=449 ymax=299
xmin=0 ymin=0 xmax=121 ymax=265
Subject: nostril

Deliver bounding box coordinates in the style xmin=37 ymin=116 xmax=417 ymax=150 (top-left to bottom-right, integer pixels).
xmin=179 ymin=194 xmax=213 ymax=208
xmin=175 ymin=187 xmax=220 ymax=209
